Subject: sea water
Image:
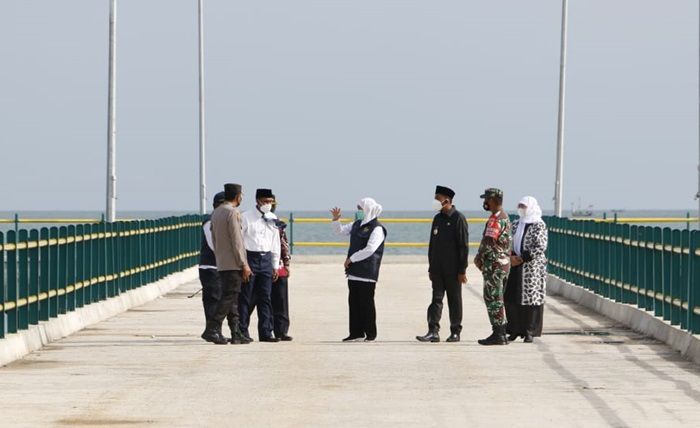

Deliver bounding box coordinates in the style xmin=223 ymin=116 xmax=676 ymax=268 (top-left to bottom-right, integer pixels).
xmin=1 ymin=210 xmax=696 ymax=256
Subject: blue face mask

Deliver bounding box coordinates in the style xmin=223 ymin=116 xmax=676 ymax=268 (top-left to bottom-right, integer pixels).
xmin=356 ymin=207 xmax=364 ymax=221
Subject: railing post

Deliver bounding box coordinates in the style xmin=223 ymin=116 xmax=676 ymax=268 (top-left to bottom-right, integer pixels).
xmin=67 ymin=225 xmax=76 ymax=312
xmin=689 ymin=230 xmax=699 ymax=333
xmin=6 ymin=230 xmax=17 ymax=334
xmin=0 ymin=231 xmax=4 ymax=338
xmin=75 ymin=224 xmax=85 ymax=309
xmin=39 ymin=228 xmax=50 ymax=320
xmin=289 ymin=212 xmax=294 ymax=255
xmin=18 ymin=229 xmax=29 ymax=331
xmin=680 ymin=229 xmax=691 ymax=331
xmin=58 ymin=226 xmax=68 ymax=315
xmin=28 ymin=229 xmax=40 ymax=325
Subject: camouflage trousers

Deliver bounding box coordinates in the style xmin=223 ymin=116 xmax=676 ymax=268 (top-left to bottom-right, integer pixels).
xmin=482 ymin=268 xmax=508 ymax=327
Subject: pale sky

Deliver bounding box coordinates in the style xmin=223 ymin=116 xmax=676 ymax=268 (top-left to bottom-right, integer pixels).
xmin=0 ymin=1 xmax=698 ymax=213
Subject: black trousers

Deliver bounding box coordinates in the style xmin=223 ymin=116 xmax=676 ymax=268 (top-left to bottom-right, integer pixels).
xmin=199 ymin=268 xmax=221 ymax=322
xmin=427 ymin=271 xmax=462 ymax=334
xmin=505 ymin=303 xmax=544 ymax=337
xmin=212 ymin=270 xmax=242 ymax=330
xmin=271 ymin=277 xmax=290 ymax=337
xmin=239 ymin=252 xmax=274 ymax=339
xmin=348 ymin=280 xmax=377 ymax=339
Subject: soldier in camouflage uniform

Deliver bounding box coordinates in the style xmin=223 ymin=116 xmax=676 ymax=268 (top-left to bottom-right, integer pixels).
xmin=474 ymin=188 xmax=512 ymax=346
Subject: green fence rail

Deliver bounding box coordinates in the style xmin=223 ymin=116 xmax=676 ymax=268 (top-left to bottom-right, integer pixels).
xmin=544 ymin=216 xmax=700 ymax=334
xmin=0 ymin=215 xmax=202 ymax=339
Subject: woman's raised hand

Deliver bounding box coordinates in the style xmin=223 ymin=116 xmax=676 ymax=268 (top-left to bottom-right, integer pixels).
xmin=330 ymin=207 xmax=342 ymax=221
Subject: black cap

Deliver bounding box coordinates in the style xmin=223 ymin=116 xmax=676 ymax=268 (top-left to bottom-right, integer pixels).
xmin=435 ymin=185 xmax=455 ymax=199
xmin=212 ymin=191 xmax=226 ymax=208
xmin=480 ymin=188 xmax=504 ymax=200
xmin=256 ymin=188 xmax=274 ymax=199
xmin=224 ymin=183 xmax=242 ymax=200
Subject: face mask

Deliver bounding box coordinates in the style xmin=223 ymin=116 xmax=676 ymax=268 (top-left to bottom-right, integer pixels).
xmin=356 ymin=210 xmax=365 ymax=221
xmin=432 ymin=200 xmax=444 ymax=211
xmin=518 ymin=208 xmax=527 ymax=218
xmin=259 ymin=203 xmax=273 ymax=214
xmin=482 ymin=201 xmax=490 ymax=211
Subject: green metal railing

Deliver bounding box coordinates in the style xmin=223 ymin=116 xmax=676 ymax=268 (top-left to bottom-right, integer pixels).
xmin=0 ymin=215 xmax=202 ymax=339
xmin=545 ymin=216 xmax=700 ymax=334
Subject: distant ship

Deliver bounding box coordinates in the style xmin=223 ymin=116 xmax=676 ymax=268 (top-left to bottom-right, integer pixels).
xmin=571 ymin=199 xmax=594 ymax=217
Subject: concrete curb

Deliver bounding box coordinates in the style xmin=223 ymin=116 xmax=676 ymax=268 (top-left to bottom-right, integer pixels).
xmin=547 ymin=274 xmax=700 ymax=365
xmin=0 ymin=267 xmax=198 ymax=367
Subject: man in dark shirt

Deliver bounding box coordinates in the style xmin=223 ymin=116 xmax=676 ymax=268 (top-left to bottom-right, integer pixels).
xmin=416 ymin=186 xmax=469 ymax=343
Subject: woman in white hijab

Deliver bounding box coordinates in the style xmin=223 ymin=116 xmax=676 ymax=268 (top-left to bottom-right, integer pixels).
xmin=330 ymin=198 xmax=388 ymax=342
xmin=504 ymin=196 xmax=548 ymax=343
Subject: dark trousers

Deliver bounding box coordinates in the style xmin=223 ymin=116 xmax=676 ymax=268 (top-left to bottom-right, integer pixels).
xmin=348 ymin=280 xmax=377 ymax=339
xmin=271 ymin=277 xmax=290 ymax=337
xmin=212 ymin=270 xmax=242 ymax=331
xmin=199 ymin=268 xmax=221 ymax=322
xmin=427 ymin=271 xmax=463 ymax=334
xmin=239 ymin=251 xmax=274 ymax=339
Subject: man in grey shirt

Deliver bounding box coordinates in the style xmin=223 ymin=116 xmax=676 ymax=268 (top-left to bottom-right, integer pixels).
xmin=201 ymin=183 xmax=253 ymax=345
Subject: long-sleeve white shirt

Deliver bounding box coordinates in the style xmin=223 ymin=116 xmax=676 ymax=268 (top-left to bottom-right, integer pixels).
xmin=200 ymin=220 xmax=217 ymax=270
xmin=241 ymin=209 xmax=281 ymax=269
xmin=332 ymin=220 xmax=386 ymax=283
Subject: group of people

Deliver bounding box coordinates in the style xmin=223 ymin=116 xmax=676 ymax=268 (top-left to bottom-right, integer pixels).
xmin=200 ymin=184 xmax=292 ymax=345
xmin=414 ymin=186 xmax=549 ymax=345
xmin=198 ymin=183 xmax=549 ymax=346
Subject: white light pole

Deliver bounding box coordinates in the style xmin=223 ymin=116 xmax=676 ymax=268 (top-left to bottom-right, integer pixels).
xmin=197 ymin=0 xmax=207 ymax=215
xmin=554 ymin=0 xmax=569 ymax=217
xmin=106 ymin=0 xmax=117 ymax=222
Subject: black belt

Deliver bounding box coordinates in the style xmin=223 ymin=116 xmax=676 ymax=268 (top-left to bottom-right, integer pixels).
xmin=247 ymin=250 xmax=271 ymax=256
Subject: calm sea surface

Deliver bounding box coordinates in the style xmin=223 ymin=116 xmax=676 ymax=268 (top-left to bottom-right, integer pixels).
xmin=1 ymin=210 xmax=697 ymax=255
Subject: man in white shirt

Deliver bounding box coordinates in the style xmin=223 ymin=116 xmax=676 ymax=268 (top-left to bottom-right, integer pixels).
xmin=239 ymin=188 xmax=282 ymax=343
xmin=331 ymin=198 xmax=387 ymax=342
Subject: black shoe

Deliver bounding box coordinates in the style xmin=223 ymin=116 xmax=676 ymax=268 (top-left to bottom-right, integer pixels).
xmin=260 ymin=336 xmax=281 ymax=343
xmin=416 ymin=331 xmax=440 ymax=343
xmin=229 ymin=324 xmax=252 ymax=345
xmin=507 ymin=334 xmax=520 ymax=342
xmin=364 ymin=337 xmax=376 ymax=342
xmin=201 ymin=322 xmax=229 ymax=345
xmin=342 ymin=335 xmax=365 ymax=342
xmin=524 ymin=333 xmax=534 ymax=343
xmin=278 ymin=335 xmax=293 ymax=342
xmin=446 ymin=333 xmax=460 ymax=343
xmin=478 ymin=325 xmax=509 ymax=346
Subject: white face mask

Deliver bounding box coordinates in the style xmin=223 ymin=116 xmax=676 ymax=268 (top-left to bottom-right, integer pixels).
xmin=518 ymin=208 xmax=527 ymax=218
xmin=432 ymin=200 xmax=444 ymax=211
xmin=259 ymin=203 xmax=273 ymax=214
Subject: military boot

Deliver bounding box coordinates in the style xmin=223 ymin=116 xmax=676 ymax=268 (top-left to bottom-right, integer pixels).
xmin=416 ymin=330 xmax=440 ymax=343
xmin=229 ymin=322 xmax=252 ymax=345
xmin=478 ymin=325 xmax=509 ymax=346
xmin=201 ymin=321 xmax=229 ymax=345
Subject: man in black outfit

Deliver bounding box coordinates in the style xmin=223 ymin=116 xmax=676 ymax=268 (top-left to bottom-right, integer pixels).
xmin=198 ymin=192 xmax=226 ymax=329
xmin=416 ymin=185 xmax=469 ymax=343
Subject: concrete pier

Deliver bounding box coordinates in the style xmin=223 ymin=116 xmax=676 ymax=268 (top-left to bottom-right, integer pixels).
xmin=1 ymin=257 xmax=699 ymax=427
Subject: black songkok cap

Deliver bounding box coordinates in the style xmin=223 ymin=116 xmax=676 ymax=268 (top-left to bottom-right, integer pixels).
xmin=256 ymin=188 xmax=274 ymax=199
xmin=435 ymin=185 xmax=455 ymax=199
xmin=224 ymin=183 xmax=242 ymax=200
xmin=212 ymin=192 xmax=226 ymax=207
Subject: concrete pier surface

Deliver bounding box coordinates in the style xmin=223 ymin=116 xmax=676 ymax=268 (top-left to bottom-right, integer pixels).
xmin=1 ymin=256 xmax=700 ymax=427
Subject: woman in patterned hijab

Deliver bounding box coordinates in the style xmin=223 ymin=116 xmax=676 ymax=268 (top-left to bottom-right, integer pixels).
xmin=505 ymin=196 xmax=549 ymax=343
